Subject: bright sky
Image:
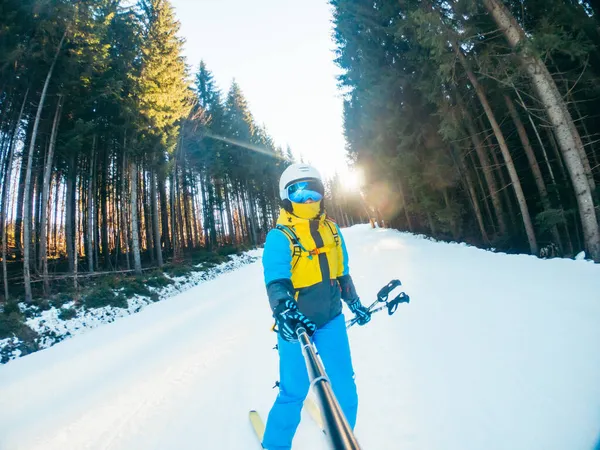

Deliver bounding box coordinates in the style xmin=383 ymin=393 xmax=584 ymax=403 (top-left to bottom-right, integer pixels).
xmin=170 ymin=0 xmax=349 ymax=181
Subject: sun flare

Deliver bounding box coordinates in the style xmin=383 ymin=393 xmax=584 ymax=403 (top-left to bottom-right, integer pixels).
xmin=339 ymin=167 xmax=364 ymax=193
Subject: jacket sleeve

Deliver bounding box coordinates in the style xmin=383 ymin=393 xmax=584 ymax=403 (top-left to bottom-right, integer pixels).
xmin=263 ymin=228 xmax=295 ymax=312
xmin=335 ymin=224 xmax=360 ymax=305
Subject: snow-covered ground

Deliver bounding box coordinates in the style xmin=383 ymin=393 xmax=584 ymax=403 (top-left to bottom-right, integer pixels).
xmin=0 ymin=253 xmax=258 ymax=362
xmin=1 ymin=225 xmax=599 ymax=450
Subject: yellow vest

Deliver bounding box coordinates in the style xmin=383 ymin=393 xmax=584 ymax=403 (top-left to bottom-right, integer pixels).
xmin=275 ymin=208 xmax=342 ymax=290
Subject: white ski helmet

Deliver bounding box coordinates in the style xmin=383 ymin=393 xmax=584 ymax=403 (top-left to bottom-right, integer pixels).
xmin=279 ymin=163 xmax=323 ymax=201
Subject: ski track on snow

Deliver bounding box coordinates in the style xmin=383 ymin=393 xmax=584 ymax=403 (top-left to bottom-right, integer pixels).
xmin=1 ymin=225 xmax=600 ymax=450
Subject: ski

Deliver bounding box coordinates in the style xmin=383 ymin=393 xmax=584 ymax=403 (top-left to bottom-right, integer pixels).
xmin=304 ymin=397 xmax=326 ymax=434
xmin=249 ymin=410 xmax=266 ymax=448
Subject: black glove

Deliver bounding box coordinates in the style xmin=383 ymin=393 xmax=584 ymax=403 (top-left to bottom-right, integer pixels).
xmin=274 ymin=299 xmax=316 ymax=342
xmin=348 ymin=300 xmax=371 ymax=326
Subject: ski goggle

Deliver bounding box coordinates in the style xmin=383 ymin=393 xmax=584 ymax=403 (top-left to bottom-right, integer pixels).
xmin=286 ymin=180 xmax=324 ymax=203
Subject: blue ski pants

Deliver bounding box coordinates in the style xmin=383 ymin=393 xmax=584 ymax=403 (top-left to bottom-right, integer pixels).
xmin=262 ymin=313 xmax=358 ymax=450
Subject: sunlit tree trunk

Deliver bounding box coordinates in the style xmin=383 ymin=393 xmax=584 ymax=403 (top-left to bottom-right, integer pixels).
xmin=199 ymin=168 xmax=210 ymax=249
xmin=224 ymin=178 xmax=235 ymax=244
xmin=52 ymin=171 xmax=61 ymax=257
xmin=175 ymin=165 xmax=186 ymax=250
xmin=158 ymin=170 xmax=170 ymax=255
xmin=121 ymin=150 xmax=131 ymax=270
xmin=247 ymin=183 xmax=259 ymax=246
xmin=23 ymin=30 xmax=67 ymax=302
xmin=190 ymin=174 xmax=200 ymax=246
xmin=40 ymin=95 xmax=63 ymax=296
xmin=87 ymin=141 xmax=95 ymax=273
xmin=170 ymin=166 xmax=181 ymax=260
xmin=1 ymin=89 xmax=28 ymax=301
xmin=182 ymin=173 xmax=193 ymax=249
xmin=100 ymin=144 xmax=110 ymax=269
xmin=66 ymin=154 xmax=76 ymax=273
xmin=142 ymin=168 xmax=154 ymax=263
xmin=151 ymin=170 xmax=163 ymax=267
xmin=130 ymin=161 xmax=142 ymax=274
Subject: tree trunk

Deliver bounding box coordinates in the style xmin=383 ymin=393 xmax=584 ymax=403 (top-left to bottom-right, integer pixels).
xmin=112 ymin=152 xmax=119 ymax=268
xmin=14 ymin=136 xmax=29 ymax=263
xmin=515 ymin=92 xmax=559 ymax=187
xmin=224 ymin=179 xmax=235 ymax=244
xmin=176 ymin=166 xmax=186 ymax=250
xmin=425 ymin=208 xmax=437 ymax=236
xmin=247 ymin=184 xmax=259 ymax=246
xmin=190 ymin=174 xmax=200 ymax=246
xmin=505 ymin=94 xmax=563 ymax=250
xmin=182 ymin=173 xmax=193 ymax=249
xmin=442 ymin=188 xmax=459 ymax=240
xmin=0 ymin=119 xmax=15 ymax=251
xmin=87 ymin=142 xmax=95 ymax=273
xmin=396 ymin=179 xmax=413 ymax=232
xmin=130 ymin=161 xmax=142 ymax=274
xmin=207 ymin=176 xmax=218 ymax=248
xmin=1 ymin=89 xmax=28 ymax=301
xmin=199 ymin=168 xmax=210 ymax=249
xmin=170 ymin=167 xmax=181 ymax=260
xmin=450 ymin=145 xmax=489 ymax=243
xmin=142 ymin=169 xmax=154 ymax=261
xmin=66 ymin=154 xmax=76 ymax=273
xmin=40 ymin=95 xmax=62 ymax=296
xmin=23 ymin=30 xmax=67 ymax=302
xmin=240 ymin=187 xmax=252 ymax=244
xmin=569 ymin=91 xmax=599 ymax=179
xmin=465 ymin=158 xmax=489 ymax=243
xmin=151 ymin=170 xmax=163 ymax=267
xmin=158 ymin=170 xmax=171 ymax=255
xmin=455 ymin=47 xmax=538 ymax=254
xmin=484 ymin=0 xmax=600 ymax=261
xmin=101 ymin=144 xmax=110 ymax=269
xmin=121 ymin=147 xmax=131 ymax=270
xmin=73 ymin=184 xmax=79 ymax=296
xmin=459 ymin=96 xmax=507 ymax=235
xmin=33 ymin=153 xmax=44 ymax=271
xmin=259 ymin=192 xmax=269 ymax=240
xmin=488 ymin=143 xmax=517 ymax=232
xmin=93 ymin=153 xmax=100 ymax=272
xmin=470 ymin=152 xmax=495 ymax=230
xmin=52 ymin=171 xmax=61 ymax=257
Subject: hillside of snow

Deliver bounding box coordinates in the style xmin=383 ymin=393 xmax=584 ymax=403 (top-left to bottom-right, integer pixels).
xmin=1 ymin=225 xmax=599 ymax=450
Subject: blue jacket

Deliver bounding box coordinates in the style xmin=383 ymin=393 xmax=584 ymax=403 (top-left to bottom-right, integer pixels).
xmin=262 ymin=209 xmax=359 ymax=328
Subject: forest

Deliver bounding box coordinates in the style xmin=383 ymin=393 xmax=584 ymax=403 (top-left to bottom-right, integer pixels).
xmin=2 ymin=0 xmax=600 ymax=309
xmin=0 ymin=0 xmax=302 ymax=305
xmin=331 ymin=0 xmax=600 ymax=262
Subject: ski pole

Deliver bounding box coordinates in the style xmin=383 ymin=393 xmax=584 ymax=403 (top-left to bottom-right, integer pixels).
xmin=296 ymin=326 xmax=362 ymax=450
xmin=346 ymin=292 xmax=410 ymax=328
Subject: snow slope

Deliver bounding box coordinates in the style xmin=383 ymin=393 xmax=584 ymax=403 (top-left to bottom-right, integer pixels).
xmin=1 ymin=225 xmax=599 ymax=450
